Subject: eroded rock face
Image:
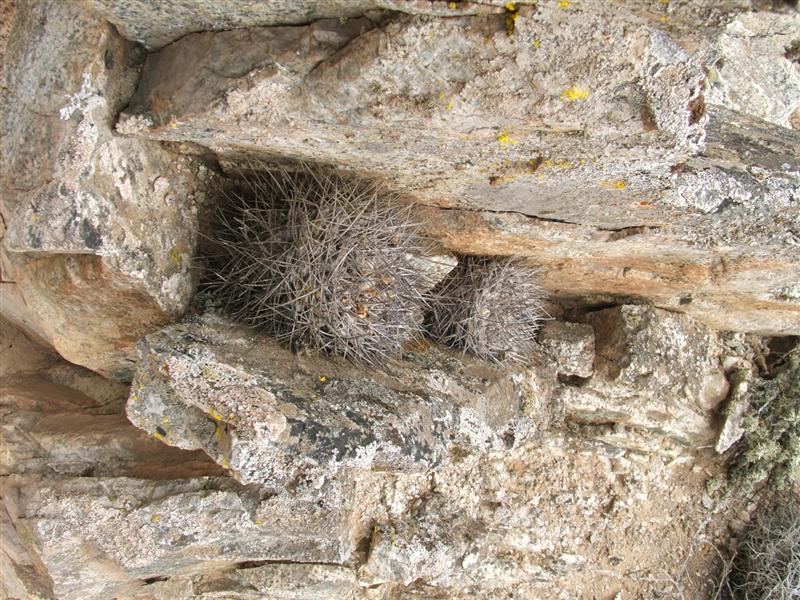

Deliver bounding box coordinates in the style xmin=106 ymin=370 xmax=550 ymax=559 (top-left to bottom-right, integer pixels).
xmin=705 ymin=13 xmax=800 ymax=129
xmin=126 ymin=315 xmax=545 ymax=487
xmin=149 ymin=564 xmax=363 ymax=600
xmin=116 ymin=5 xmax=800 ymax=335
xmin=0 ymin=0 xmax=214 ymax=379
xmin=559 ymin=305 xmax=729 ymax=445
xmin=538 ymin=321 xmax=595 ymax=378
xmin=3 ymin=475 xmax=354 ymax=600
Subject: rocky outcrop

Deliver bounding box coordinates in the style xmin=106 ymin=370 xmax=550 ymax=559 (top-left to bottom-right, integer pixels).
xmin=125 ymin=314 xmax=545 ymax=487
xmin=2 ymin=1 xmax=796 ymax=598
xmin=127 ymin=305 xmax=734 ymax=473
xmin=115 ymin=5 xmax=800 ymax=335
xmin=558 ymin=305 xmax=730 ymax=446
xmin=0 ymin=0 xmax=214 ymax=380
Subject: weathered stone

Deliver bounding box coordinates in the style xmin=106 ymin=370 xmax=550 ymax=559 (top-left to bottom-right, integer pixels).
xmin=358 ymin=432 xmax=711 ymax=595
xmin=0 ymin=0 xmax=214 ymax=379
xmin=150 ymin=564 xmax=363 ymax=600
xmin=705 ymin=13 xmax=800 ymax=130
xmin=119 ymin=7 xmax=705 ymax=227
xmin=0 ymin=377 xmax=221 ymax=479
xmin=2 ymin=475 xmax=354 ymax=600
xmin=116 ymin=7 xmax=800 ymax=336
xmin=0 ymin=317 xmax=58 ymax=379
xmin=716 ymin=369 xmax=754 ymax=454
xmin=127 ymin=315 xmax=542 ymax=487
xmin=420 ymin=206 xmax=800 ymax=336
xmin=0 ymin=503 xmax=54 ymax=600
xmin=538 ymin=321 xmax=595 ymax=378
xmin=84 ymin=0 xmax=518 ymax=50
xmin=559 ymin=305 xmax=730 ymax=445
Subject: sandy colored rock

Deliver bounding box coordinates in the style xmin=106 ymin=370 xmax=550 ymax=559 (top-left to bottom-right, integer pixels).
xmin=538 ymin=321 xmax=595 ymax=378
xmin=116 ymin=7 xmax=800 ymax=335
xmin=0 ymin=377 xmax=221 ymax=480
xmin=2 ymin=474 xmax=355 ymax=600
xmin=559 ymin=305 xmax=729 ymax=445
xmin=0 ymin=0 xmax=214 ymax=379
xmin=150 ymin=564 xmax=363 ymax=600
xmin=705 ymin=13 xmax=800 ymax=129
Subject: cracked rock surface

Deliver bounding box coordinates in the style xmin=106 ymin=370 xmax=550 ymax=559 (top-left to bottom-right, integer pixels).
xmin=1 ymin=0 xmax=799 ymax=598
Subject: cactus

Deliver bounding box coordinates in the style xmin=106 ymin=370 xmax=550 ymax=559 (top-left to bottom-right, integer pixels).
xmin=425 ymin=255 xmax=547 ymax=364
xmin=202 ymin=162 xmax=434 ymax=364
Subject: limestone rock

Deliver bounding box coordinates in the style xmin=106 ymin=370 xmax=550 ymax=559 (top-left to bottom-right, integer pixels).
xmin=538 ymin=321 xmax=595 ymax=378
xmin=715 ymin=369 xmax=754 ymax=454
xmin=0 ymin=0 xmax=214 ymax=379
xmin=84 ymin=0 xmax=517 ymax=50
xmin=1 ymin=503 xmax=54 ymax=600
xmin=119 ymin=7 xmax=705 ymax=229
xmin=149 ymin=564 xmax=363 ymax=600
xmin=560 ymin=305 xmax=729 ymax=445
xmin=0 ymin=378 xmax=220 ymax=479
xmin=705 ymin=13 xmax=800 ymax=130
xmin=116 ymin=7 xmax=800 ymax=335
xmin=2 ymin=475 xmax=354 ymax=600
xmin=126 ymin=315 xmax=541 ymax=487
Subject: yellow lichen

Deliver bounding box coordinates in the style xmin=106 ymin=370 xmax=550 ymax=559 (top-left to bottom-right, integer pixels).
xmin=557 ymin=0 xmax=572 ymax=7
xmin=201 ymin=365 xmax=220 ymax=381
xmin=151 ymin=514 xmax=161 ymax=523
xmin=601 ymin=179 xmax=627 ymax=190
xmin=168 ymin=246 xmax=185 ymax=268
xmin=497 ymin=132 xmax=519 ymax=145
xmin=531 ymin=39 xmax=541 ymax=48
xmin=561 ymin=86 xmax=589 ymax=101
xmin=208 ymin=407 xmax=224 ymax=421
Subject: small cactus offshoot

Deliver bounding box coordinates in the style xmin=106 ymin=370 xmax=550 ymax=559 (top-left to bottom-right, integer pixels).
xmin=203 ymin=162 xmax=434 ymax=364
xmin=425 ymin=255 xmax=547 ymax=363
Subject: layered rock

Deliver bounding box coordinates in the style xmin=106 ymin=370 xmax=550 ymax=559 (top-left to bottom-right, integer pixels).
xmin=115 ymin=5 xmax=800 ymax=335
xmin=125 ymin=314 xmax=544 ymax=487
xmin=148 ymin=564 xmax=363 ymax=600
xmin=0 ymin=319 xmax=363 ymax=600
xmin=558 ymin=305 xmax=729 ymax=446
xmin=0 ymin=0 xmax=214 ymax=379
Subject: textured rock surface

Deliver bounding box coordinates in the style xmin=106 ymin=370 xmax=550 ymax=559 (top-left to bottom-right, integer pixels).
xmin=559 ymin=305 xmax=729 ymax=446
xmin=0 ymin=378 xmax=219 ymax=479
xmin=149 ymin=564 xmax=363 ymax=600
xmin=0 ymin=0 xmax=214 ymax=379
xmin=126 ymin=314 xmax=542 ymax=487
xmin=116 ymin=6 xmax=800 ymax=335
xmin=84 ymin=0 xmax=516 ymax=50
xmin=2 ymin=1 xmax=797 ymax=598
xmin=0 ymin=316 xmax=764 ymax=600
xmin=538 ymin=321 xmax=595 ymax=378
xmin=0 ymin=326 xmax=354 ymax=599
xmin=3 ymin=475 xmax=354 ymax=600
xmin=705 ymin=13 xmax=800 ymax=129
xmin=355 ymin=432 xmax=745 ymax=597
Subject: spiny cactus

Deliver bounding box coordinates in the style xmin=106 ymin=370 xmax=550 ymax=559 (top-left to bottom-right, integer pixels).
xmin=202 ymin=162 xmax=434 ymax=364
xmin=425 ymin=255 xmax=547 ymax=364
